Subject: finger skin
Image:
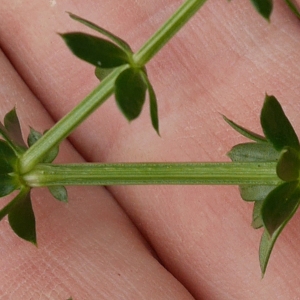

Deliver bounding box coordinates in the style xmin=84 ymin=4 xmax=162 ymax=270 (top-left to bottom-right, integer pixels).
xmin=1 ymin=1 xmax=300 ymax=299
xmin=0 ymin=49 xmax=193 ymax=299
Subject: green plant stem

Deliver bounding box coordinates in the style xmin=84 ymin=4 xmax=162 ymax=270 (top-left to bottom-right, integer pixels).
xmin=19 ymin=0 xmax=208 ymax=174
xmin=133 ymin=0 xmax=208 ymax=66
xmin=19 ymin=65 xmax=128 ymax=174
xmin=23 ymin=162 xmax=280 ymax=187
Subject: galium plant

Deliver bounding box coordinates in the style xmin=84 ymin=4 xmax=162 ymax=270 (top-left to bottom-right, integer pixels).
xmin=1 ymin=0 xmax=300 ymax=279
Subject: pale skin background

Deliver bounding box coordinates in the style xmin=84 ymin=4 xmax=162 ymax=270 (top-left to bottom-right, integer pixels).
xmin=1 ymin=0 xmax=300 ymax=299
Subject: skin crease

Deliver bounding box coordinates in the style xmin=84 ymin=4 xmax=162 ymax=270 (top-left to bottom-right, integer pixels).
xmin=1 ymin=0 xmax=300 ymax=299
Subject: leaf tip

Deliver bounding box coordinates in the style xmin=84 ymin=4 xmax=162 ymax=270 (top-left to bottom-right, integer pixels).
xmin=30 ymin=238 xmax=38 ymax=247
xmin=57 ymin=32 xmax=65 ymax=39
xmin=250 ymin=0 xmax=273 ymax=21
xmin=66 ymin=11 xmax=79 ymax=22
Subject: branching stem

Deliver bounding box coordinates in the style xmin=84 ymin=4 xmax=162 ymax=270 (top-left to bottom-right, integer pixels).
xmin=19 ymin=66 xmax=128 ymax=174
xmin=19 ymin=0 xmax=208 ymax=174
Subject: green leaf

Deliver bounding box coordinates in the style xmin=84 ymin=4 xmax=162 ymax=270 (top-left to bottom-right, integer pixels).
xmin=27 ymin=128 xmax=59 ymax=163
xmin=259 ymin=200 xmax=299 ymax=276
xmin=223 ymin=115 xmax=267 ymax=143
xmin=4 ymin=108 xmax=27 ymax=149
xmin=140 ymin=71 xmax=159 ymax=135
xmin=0 ymin=199 xmax=16 ymax=221
xmin=259 ymin=229 xmax=276 ymax=276
xmin=261 ymin=181 xmax=300 ymax=237
xmin=252 ymin=200 xmax=264 ymax=228
xmin=239 ymin=185 xmax=276 ymax=202
xmin=250 ymin=0 xmax=273 ymax=20
xmin=284 ymin=0 xmax=300 ymax=19
xmin=0 ymin=176 xmax=18 ymax=198
xmin=0 ymin=140 xmax=19 ymax=197
xmin=67 ymin=12 xmax=132 ymax=54
xmin=48 ymin=186 xmax=68 ymax=202
xmin=0 ymin=189 xmax=28 ymax=221
xmin=8 ymin=190 xmax=36 ymax=245
xmin=276 ymin=147 xmax=300 ymax=181
xmin=27 ymin=127 xmax=42 ymax=147
xmin=60 ymin=32 xmax=130 ymax=68
xmin=260 ymin=95 xmax=300 ymax=151
xmin=148 ymin=81 xmax=159 ymax=135
xmin=115 ymin=68 xmax=147 ymax=121
xmin=0 ymin=140 xmax=17 ymax=174
xmin=0 ymin=108 xmax=26 ymax=154
xmin=228 ymin=142 xmax=279 ymax=162
xmin=0 ymin=188 xmax=37 ymax=245
xmin=95 ymin=67 xmax=114 ymax=81
xmin=229 ymin=142 xmax=280 ymax=203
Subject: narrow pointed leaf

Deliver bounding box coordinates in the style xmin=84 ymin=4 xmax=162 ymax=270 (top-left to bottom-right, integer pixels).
xmin=0 ymin=140 xmax=19 ymax=196
xmin=4 ymin=108 xmax=27 ymax=148
xmin=60 ymin=32 xmax=129 ymax=68
xmin=0 ymin=123 xmax=12 ymax=148
xmin=140 ymin=71 xmax=159 ymax=134
xmin=0 ymin=189 xmax=29 ymax=221
xmin=95 ymin=67 xmax=114 ymax=81
xmin=223 ymin=115 xmax=266 ymax=143
xmin=259 ymin=197 xmax=299 ymax=276
xmin=27 ymin=128 xmax=59 ymax=163
xmin=0 ymin=176 xmax=18 ymax=198
xmin=260 ymin=95 xmax=300 ymax=151
xmin=276 ymin=147 xmax=300 ymax=181
xmin=0 ymin=109 xmax=26 ymax=154
xmin=8 ymin=190 xmax=36 ymax=245
xmin=67 ymin=12 xmax=132 ymax=53
xmin=261 ymin=182 xmax=300 ymax=237
xmin=27 ymin=127 xmax=42 ymax=147
xmin=259 ymin=229 xmax=276 ymax=276
xmin=41 ymin=146 xmax=59 ymax=163
xmin=115 ymin=68 xmax=147 ymax=121
xmin=252 ymin=200 xmax=264 ymax=228
xmin=48 ymin=186 xmax=68 ymax=202
xmin=0 ymin=140 xmax=17 ymax=174
xmin=250 ymin=0 xmax=273 ymax=20
xmin=0 ymin=199 xmax=15 ymax=221
xmin=228 ymin=143 xmax=279 ymax=162
xmin=284 ymin=0 xmax=300 ymax=18
xmin=148 ymin=81 xmax=159 ymax=135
